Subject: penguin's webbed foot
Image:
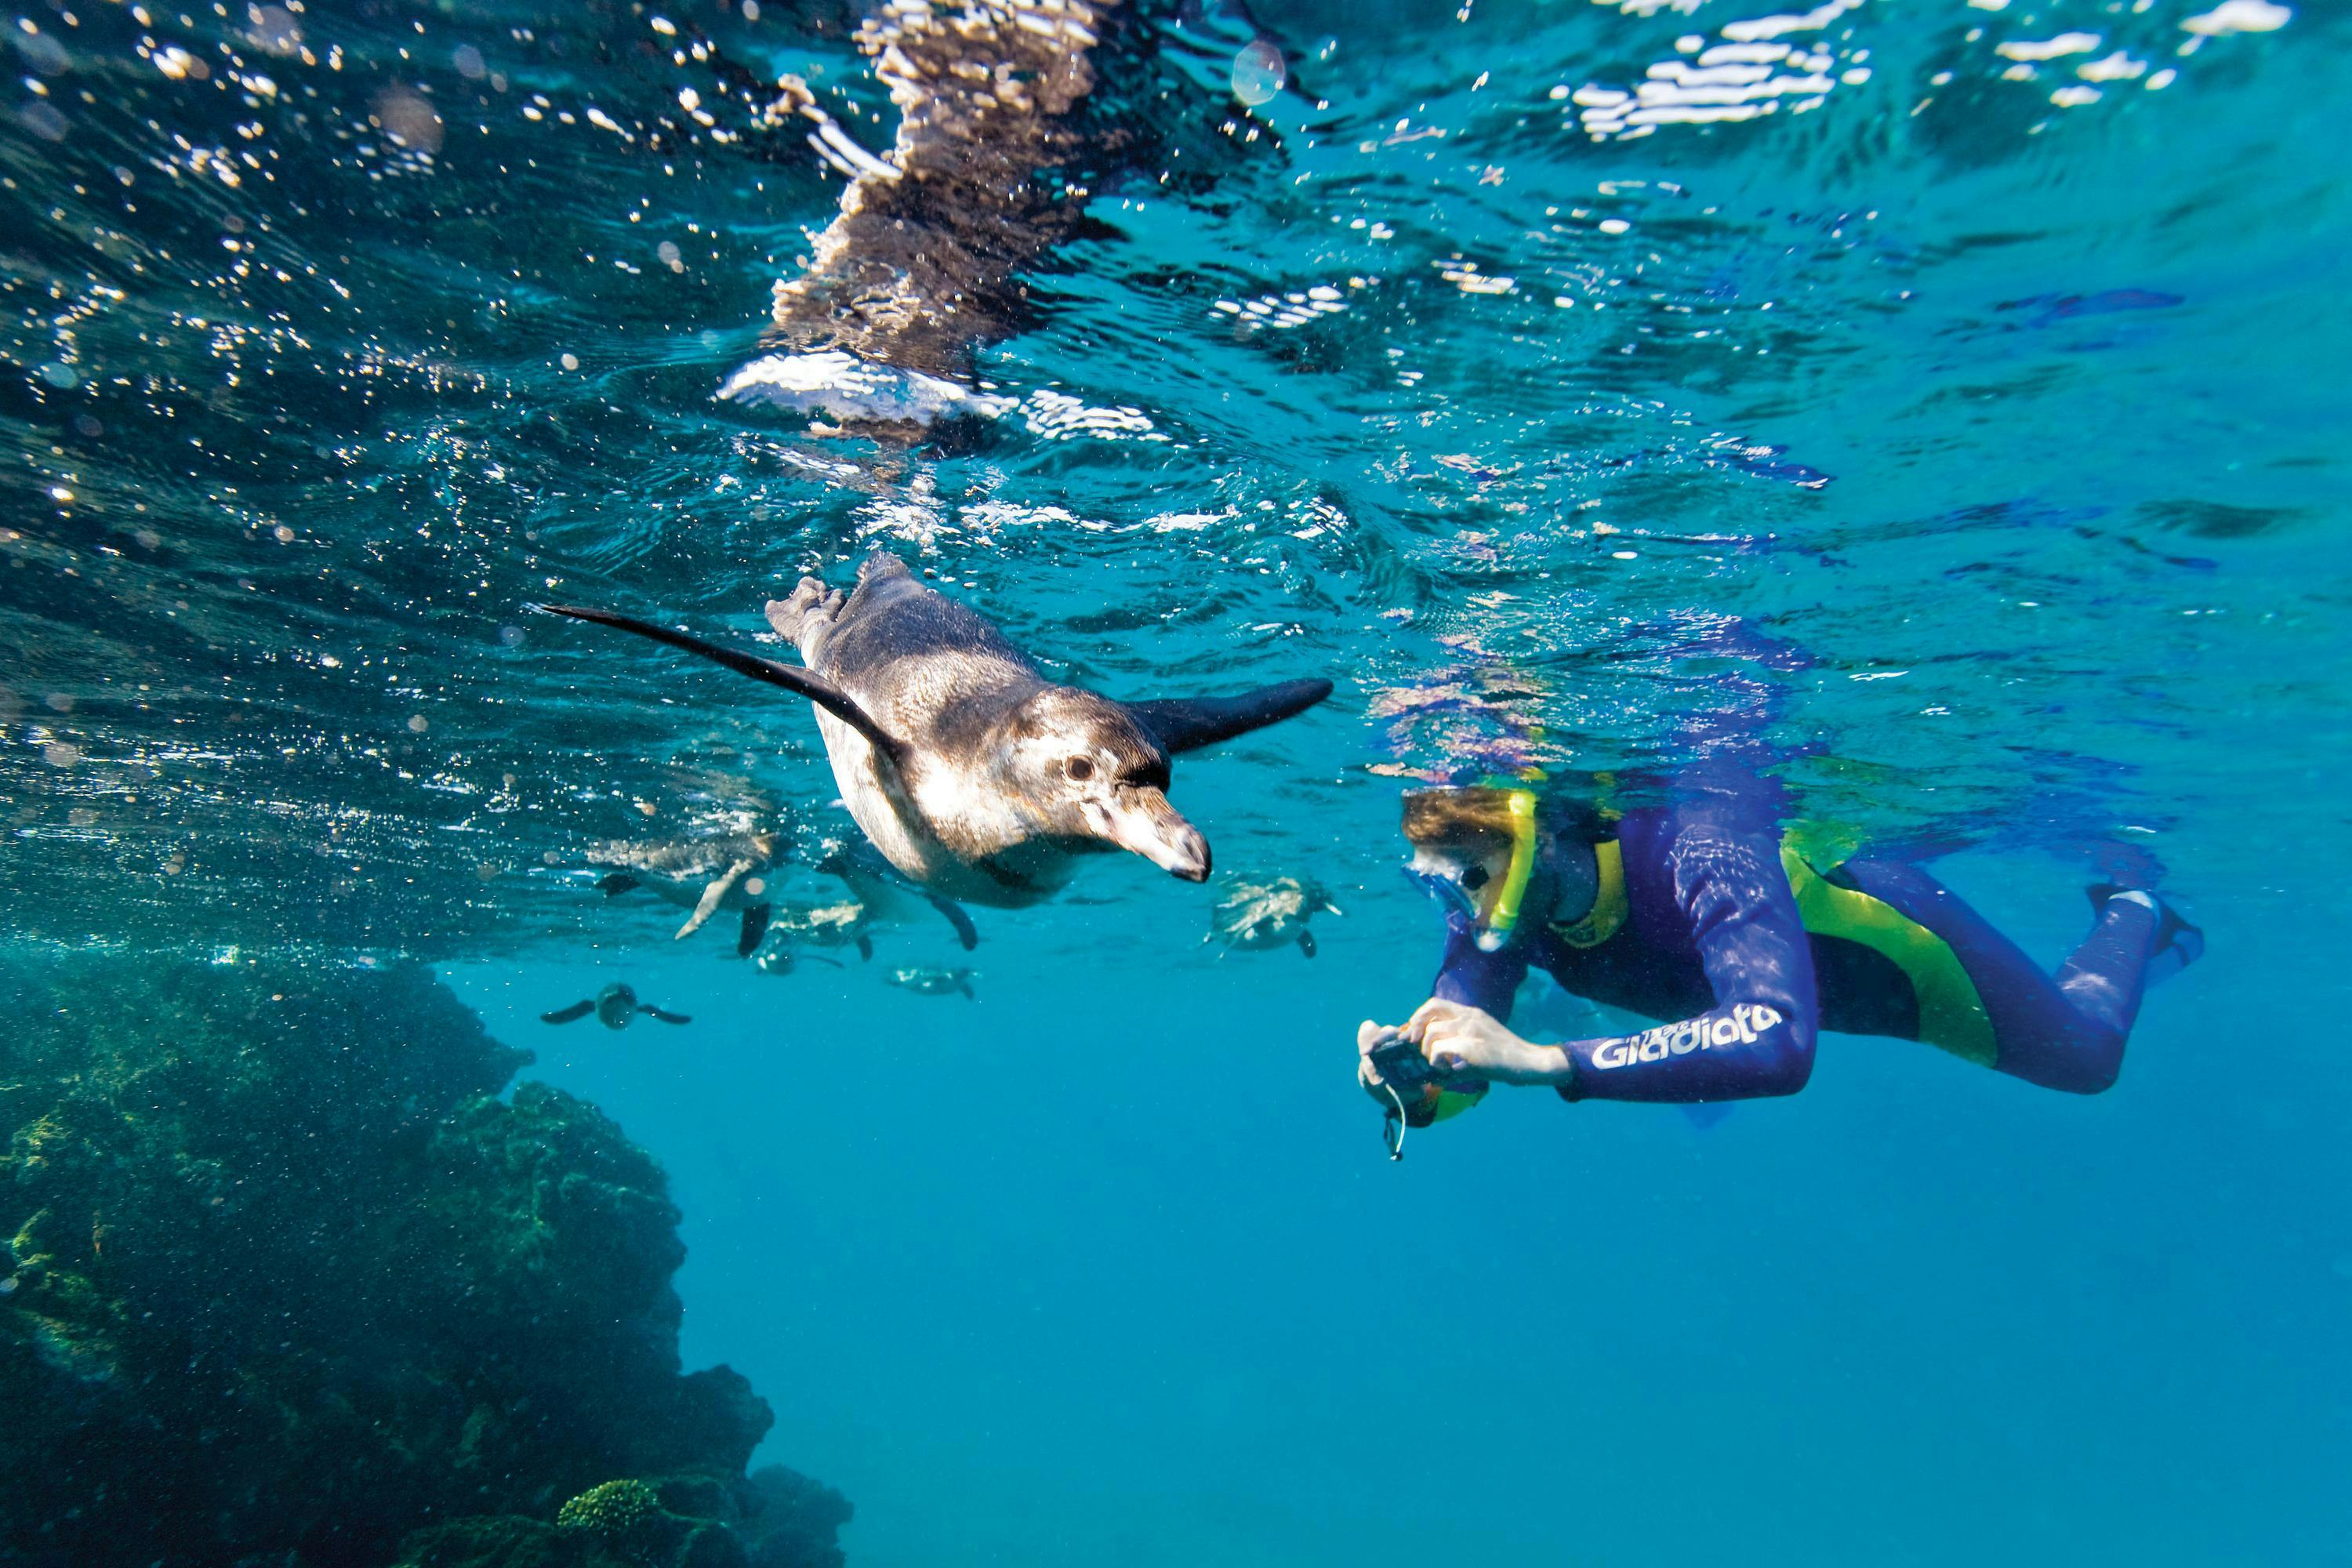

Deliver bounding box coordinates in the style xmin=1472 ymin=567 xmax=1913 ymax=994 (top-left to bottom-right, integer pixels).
xmin=766 ymin=579 xmax=847 ymax=650
xmin=925 ymin=892 xmax=980 ymax=951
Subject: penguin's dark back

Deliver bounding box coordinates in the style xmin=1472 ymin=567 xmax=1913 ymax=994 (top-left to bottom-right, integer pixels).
xmin=823 ymin=558 xmax=1043 ymax=689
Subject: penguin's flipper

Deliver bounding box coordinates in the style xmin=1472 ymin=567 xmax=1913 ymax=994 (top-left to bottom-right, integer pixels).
xmin=598 ymin=873 xmax=641 ymax=897
xmin=677 ymin=858 xmax=753 ymax=941
xmin=541 ymin=1000 xmax=596 ymax=1025
xmin=1125 ymin=679 xmax=1334 ymax=754
xmin=855 ymin=933 xmax=875 ymax=961
xmin=738 ymin=901 xmax=773 ymax=959
xmin=1297 ymin=928 xmax=1317 ymax=958
xmin=925 ymin=891 xmax=980 ymax=950
xmin=639 ymin=1004 xmax=694 ymax=1025
xmin=532 ymin=604 xmax=904 ymax=764
xmin=956 ymin=972 xmax=975 ymax=1000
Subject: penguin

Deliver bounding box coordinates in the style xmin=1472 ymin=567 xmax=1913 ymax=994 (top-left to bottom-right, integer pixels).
xmin=541 ymin=982 xmax=691 ymax=1029
xmin=713 ymin=0 xmax=1289 ymax=440
xmin=717 ymin=0 xmax=1118 ymax=437
xmin=750 ymin=833 xmax=972 ymax=971
xmin=815 ymin=833 xmax=980 ymax=951
xmin=750 ymin=941 xmax=848 ymax=978
xmin=536 ymin=552 xmax=1331 ymax=907
xmin=584 ymin=829 xmax=787 ymax=957
xmin=1208 ymin=873 xmax=1342 ymax=959
xmin=889 ymin=964 xmax=977 ymax=1000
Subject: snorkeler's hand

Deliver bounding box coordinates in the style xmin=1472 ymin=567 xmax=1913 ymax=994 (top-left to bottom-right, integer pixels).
xmin=1357 ymin=1006 xmax=1511 ymax=1100
xmin=1356 ymin=1018 xmax=1413 ymax=1105
xmin=1396 ymin=997 xmax=1566 ymax=1087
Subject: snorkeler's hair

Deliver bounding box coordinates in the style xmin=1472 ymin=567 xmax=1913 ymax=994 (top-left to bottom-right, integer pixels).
xmin=1400 ymin=785 xmax=1608 ymax=848
xmin=1401 ymin=787 xmax=1522 ymax=847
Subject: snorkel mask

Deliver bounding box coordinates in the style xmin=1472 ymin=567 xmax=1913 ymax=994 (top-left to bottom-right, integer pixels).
xmin=1402 ymin=787 xmax=1541 ymax=953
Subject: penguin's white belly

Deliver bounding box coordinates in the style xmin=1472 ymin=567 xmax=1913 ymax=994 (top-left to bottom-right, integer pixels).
xmin=812 ymin=709 xmax=1071 ymax=906
xmin=812 ymin=710 xmax=949 ymax=884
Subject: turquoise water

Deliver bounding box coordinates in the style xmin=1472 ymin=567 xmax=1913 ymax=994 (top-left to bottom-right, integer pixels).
xmin=5 ymin=0 xmax=2350 ymax=1560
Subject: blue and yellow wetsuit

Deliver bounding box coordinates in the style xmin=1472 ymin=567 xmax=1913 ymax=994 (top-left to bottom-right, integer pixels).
xmin=1430 ymin=793 xmax=2191 ymax=1107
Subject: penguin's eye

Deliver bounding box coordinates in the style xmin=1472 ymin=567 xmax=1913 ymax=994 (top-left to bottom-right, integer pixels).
xmin=1461 ymin=865 xmax=1490 ymax=891
xmin=1065 ymin=756 xmax=1095 ymax=782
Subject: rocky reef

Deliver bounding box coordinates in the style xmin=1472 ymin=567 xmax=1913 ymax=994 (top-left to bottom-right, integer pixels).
xmin=0 ymin=953 xmax=848 ymax=1568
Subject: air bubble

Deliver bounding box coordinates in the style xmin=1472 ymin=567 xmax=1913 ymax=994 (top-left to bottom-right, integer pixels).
xmin=373 ymin=88 xmax=444 ymax=154
xmin=19 ymin=101 xmax=67 ymax=142
xmin=1232 ymin=39 xmax=1285 ymax=107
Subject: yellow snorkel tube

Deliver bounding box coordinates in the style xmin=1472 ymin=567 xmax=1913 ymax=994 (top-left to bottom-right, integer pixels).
xmin=1475 ymin=788 xmax=1541 ymax=953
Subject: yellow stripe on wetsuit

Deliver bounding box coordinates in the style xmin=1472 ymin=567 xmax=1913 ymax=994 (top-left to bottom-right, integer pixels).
xmin=1777 ymin=845 xmax=1998 ymax=1067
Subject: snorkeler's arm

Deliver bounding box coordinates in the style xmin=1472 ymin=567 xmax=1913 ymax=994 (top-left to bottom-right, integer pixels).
xmin=1428 ymin=914 xmax=1528 ymax=1020
xmin=1545 ymin=822 xmax=1819 ymax=1103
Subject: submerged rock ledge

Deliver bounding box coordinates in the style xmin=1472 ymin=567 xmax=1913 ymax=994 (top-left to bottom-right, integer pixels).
xmin=0 ymin=954 xmax=846 ymax=1568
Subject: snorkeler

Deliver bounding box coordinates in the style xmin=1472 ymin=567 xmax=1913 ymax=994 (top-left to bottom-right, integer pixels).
xmin=1358 ymin=781 xmax=2202 ymax=1142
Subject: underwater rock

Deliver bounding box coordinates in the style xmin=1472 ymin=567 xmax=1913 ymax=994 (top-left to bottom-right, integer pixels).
xmin=737 ymin=1465 xmax=854 ymax=1568
xmin=398 ymin=1467 xmax=848 ymax=1568
xmin=0 ymin=954 xmax=847 ymax=1568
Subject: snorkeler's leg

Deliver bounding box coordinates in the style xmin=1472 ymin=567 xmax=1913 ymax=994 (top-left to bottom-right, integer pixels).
xmin=1835 ymin=860 xmax=2135 ymax=1094
xmin=2079 ymin=885 xmax=2204 ymax=990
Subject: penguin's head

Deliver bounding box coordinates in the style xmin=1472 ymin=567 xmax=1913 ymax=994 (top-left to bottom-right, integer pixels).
xmin=594 ymin=982 xmax=638 ymax=1029
xmin=1002 ymin=688 xmax=1210 ymax=881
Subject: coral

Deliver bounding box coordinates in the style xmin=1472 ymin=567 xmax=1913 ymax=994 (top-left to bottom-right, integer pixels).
xmin=559 ymin=1479 xmax=666 ymax=1536
xmin=394 ymin=1466 xmax=849 ymax=1568
xmin=0 ymin=955 xmax=847 ymax=1568
xmin=556 ymin=1479 xmax=674 ymax=1565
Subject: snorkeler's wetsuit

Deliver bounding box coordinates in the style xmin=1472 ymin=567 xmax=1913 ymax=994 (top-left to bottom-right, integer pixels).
xmin=1431 ymin=795 xmax=2186 ymax=1105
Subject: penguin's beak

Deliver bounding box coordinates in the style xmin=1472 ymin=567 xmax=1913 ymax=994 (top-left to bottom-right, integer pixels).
xmin=1084 ymin=788 xmax=1210 ymax=881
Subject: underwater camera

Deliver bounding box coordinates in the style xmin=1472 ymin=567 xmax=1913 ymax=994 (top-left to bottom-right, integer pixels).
xmin=1367 ymin=1029 xmax=1443 ymax=1161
